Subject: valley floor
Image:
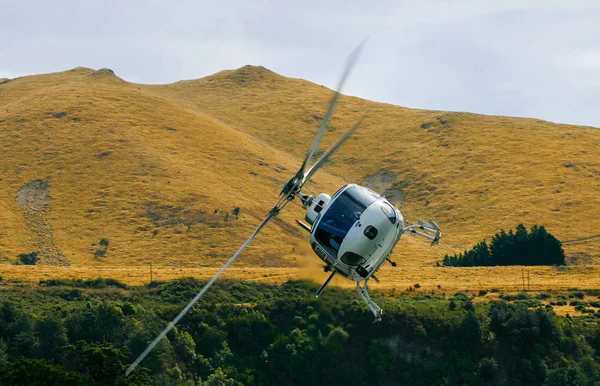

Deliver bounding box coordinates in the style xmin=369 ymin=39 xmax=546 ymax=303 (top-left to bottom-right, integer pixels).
xmin=2 ymin=263 xmax=600 ymax=292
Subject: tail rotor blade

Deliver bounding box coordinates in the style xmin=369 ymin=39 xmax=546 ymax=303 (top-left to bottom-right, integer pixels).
xmin=297 ymin=39 xmax=366 ymax=176
xmin=125 ymin=211 xmax=277 ymax=377
xmin=303 ymin=115 xmax=364 ymax=183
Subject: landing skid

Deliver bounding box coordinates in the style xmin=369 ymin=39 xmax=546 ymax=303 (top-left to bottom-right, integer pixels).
xmin=357 ymin=279 xmax=382 ymax=322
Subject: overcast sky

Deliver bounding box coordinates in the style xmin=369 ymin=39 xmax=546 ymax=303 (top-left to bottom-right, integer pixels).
xmin=1 ymin=0 xmax=599 ymax=128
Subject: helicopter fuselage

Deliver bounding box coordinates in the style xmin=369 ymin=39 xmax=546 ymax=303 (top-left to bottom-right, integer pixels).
xmin=306 ymin=184 xmax=404 ymax=282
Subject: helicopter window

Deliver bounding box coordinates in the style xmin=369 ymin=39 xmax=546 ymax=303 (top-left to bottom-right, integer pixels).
xmin=314 ymin=187 xmax=376 ymax=257
xmin=381 ymin=202 xmax=397 ymax=224
xmin=364 ymin=225 xmax=378 ymax=240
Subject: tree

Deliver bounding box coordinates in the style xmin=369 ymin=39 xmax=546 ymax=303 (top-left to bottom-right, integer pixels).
xmin=442 ymin=224 xmax=564 ymax=266
xmin=34 ymin=317 xmax=68 ymax=362
xmin=205 ymin=367 xmax=239 ymax=386
xmin=64 ymin=341 xmax=150 ymax=385
xmin=0 ymin=357 xmax=85 ymax=386
xmin=94 ymin=238 xmax=110 ymax=257
xmin=99 ymin=238 xmax=109 ymax=249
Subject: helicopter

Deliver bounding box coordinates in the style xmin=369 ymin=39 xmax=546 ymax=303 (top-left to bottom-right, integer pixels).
xmin=126 ymin=41 xmax=441 ymax=376
xmin=298 ymin=184 xmax=440 ymax=320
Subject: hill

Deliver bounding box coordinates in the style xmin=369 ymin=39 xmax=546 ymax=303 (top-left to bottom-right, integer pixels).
xmin=0 ymin=67 xmax=345 ymax=268
xmin=145 ymin=65 xmax=600 ymax=265
xmin=1 ymin=65 xmax=599 ymax=272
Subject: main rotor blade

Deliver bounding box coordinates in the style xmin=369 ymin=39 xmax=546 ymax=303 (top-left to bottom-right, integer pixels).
xmin=125 ymin=210 xmax=277 ymax=377
xmin=297 ymin=39 xmax=366 ymax=177
xmin=303 ymin=115 xmax=364 ymax=183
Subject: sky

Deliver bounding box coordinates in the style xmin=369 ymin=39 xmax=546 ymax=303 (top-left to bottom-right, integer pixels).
xmin=1 ymin=0 xmax=599 ymax=128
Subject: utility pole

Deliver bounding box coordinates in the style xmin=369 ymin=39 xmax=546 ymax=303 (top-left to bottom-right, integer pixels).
xmin=149 ymin=262 xmax=153 ymax=285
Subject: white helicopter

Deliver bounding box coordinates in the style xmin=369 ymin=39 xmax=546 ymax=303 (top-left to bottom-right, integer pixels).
xmin=126 ymin=41 xmax=441 ymax=376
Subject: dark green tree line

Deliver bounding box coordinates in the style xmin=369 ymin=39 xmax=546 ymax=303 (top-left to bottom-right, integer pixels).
xmin=0 ymin=279 xmax=598 ymax=385
xmin=443 ymin=224 xmax=565 ymax=267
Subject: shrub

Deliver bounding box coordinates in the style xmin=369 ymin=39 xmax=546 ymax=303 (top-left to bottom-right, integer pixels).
xmin=515 ymin=299 xmax=543 ymax=308
xmin=94 ymin=249 xmax=106 ymax=257
xmin=18 ymin=252 xmax=39 ymax=265
xmin=478 ymin=290 xmax=488 ymax=297
xmin=515 ymin=293 xmax=531 ymax=300
xmin=99 ymin=238 xmax=109 ymax=248
xmin=453 ymin=292 xmax=470 ymax=302
xmin=38 ymin=278 xmax=127 ymax=290
xmin=573 ymin=291 xmax=585 ymax=299
xmin=94 ymin=238 xmax=110 ymax=257
xmin=500 ymin=293 xmax=531 ymax=301
xmin=536 ymin=293 xmax=551 ymax=300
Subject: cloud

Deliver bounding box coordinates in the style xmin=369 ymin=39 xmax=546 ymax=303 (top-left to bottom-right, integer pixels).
xmin=0 ymin=1 xmax=598 ymax=127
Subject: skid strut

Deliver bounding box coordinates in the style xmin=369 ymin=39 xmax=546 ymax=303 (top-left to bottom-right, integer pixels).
xmin=357 ymin=279 xmax=382 ymax=321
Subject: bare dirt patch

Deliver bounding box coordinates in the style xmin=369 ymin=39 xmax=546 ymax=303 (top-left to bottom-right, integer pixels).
xmin=15 ymin=180 xmax=69 ymax=266
xmin=363 ymin=170 xmax=405 ymax=203
xmin=16 ymin=180 xmax=51 ymax=209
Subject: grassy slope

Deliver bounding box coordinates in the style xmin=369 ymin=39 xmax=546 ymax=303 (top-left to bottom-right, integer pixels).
xmin=1 ymin=65 xmax=599 ymax=275
xmin=144 ymin=65 xmax=600 ymax=265
xmin=0 ymin=68 xmax=345 ymax=268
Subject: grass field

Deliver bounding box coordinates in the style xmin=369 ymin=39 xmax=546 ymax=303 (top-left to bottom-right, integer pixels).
xmin=2 ymin=264 xmax=600 ymax=293
xmin=1 ymin=65 xmax=599 ymax=289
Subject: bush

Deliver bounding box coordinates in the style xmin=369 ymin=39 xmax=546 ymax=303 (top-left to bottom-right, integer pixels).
xmin=93 ymin=238 xmax=110 ymax=257
xmin=500 ymin=293 xmax=531 ymax=301
xmin=99 ymin=238 xmax=109 ymax=248
xmin=39 ymin=278 xmax=127 ymax=290
xmin=18 ymin=252 xmax=39 ymax=265
xmin=453 ymin=292 xmax=470 ymax=302
xmin=536 ymin=293 xmax=551 ymax=300
xmin=515 ymin=293 xmax=531 ymax=300
xmin=573 ymin=291 xmax=585 ymax=299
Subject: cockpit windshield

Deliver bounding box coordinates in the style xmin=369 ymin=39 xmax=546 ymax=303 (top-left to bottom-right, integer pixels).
xmin=314 ymin=187 xmax=378 ymax=258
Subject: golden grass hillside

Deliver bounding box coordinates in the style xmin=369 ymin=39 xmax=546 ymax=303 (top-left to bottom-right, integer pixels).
xmin=144 ymin=65 xmax=600 ymax=266
xmin=0 ymin=68 xmax=346 ymax=268
xmin=1 ymin=65 xmax=599 ymax=277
